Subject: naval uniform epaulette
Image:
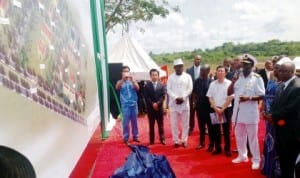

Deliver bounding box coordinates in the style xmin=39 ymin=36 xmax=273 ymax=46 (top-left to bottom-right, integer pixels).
xmin=253 ymin=73 xmax=260 ymax=78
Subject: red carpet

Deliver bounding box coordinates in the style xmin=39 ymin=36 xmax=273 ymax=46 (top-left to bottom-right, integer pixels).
xmin=89 ymin=114 xmax=266 ymax=178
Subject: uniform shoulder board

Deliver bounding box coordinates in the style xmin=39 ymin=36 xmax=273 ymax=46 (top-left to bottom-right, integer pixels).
xmin=253 ymin=73 xmax=260 ymax=77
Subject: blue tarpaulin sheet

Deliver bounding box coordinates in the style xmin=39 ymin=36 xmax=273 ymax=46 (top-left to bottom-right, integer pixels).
xmin=110 ymin=145 xmax=176 ymax=178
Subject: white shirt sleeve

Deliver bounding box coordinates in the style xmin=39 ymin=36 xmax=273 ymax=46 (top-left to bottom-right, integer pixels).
xmin=255 ymin=76 xmax=265 ymax=96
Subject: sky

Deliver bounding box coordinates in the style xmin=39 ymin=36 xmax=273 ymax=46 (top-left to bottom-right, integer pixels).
xmin=106 ymin=0 xmax=300 ymax=54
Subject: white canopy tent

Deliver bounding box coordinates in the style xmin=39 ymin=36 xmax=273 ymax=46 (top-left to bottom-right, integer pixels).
xmin=108 ymin=34 xmax=166 ymax=81
xmin=293 ymin=57 xmax=300 ymax=75
xmin=293 ymin=57 xmax=300 ymax=69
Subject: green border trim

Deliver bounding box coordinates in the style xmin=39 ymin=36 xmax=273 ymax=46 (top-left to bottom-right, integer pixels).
xmin=89 ymin=0 xmax=109 ymax=139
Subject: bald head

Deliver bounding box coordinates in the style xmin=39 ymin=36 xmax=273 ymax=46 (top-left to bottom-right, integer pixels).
xmin=279 ymin=62 xmax=296 ymax=82
xmin=200 ymin=64 xmax=210 ymax=78
xmin=194 ymin=55 xmax=202 ymax=67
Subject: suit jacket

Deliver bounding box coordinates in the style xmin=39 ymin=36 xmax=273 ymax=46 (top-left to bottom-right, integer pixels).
xmin=258 ymin=68 xmax=269 ymax=88
xmin=226 ymin=69 xmax=241 ymax=81
xmin=186 ymin=66 xmax=197 ymax=83
xmin=143 ymin=81 xmax=166 ymax=114
xmin=271 ymin=77 xmax=300 ymax=139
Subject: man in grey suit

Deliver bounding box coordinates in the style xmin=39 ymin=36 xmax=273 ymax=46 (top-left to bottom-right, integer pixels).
xmin=186 ymin=55 xmax=202 ymax=135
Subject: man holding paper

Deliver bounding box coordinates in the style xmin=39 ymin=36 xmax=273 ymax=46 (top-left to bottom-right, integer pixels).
xmin=206 ymin=65 xmax=233 ymax=157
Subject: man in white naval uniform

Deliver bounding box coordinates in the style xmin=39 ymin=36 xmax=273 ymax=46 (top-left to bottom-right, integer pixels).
xmin=227 ymin=54 xmax=265 ymax=170
xmin=167 ymin=58 xmax=193 ymax=148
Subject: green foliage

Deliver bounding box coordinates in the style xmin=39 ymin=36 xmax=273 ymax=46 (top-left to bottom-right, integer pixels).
xmin=151 ymin=40 xmax=300 ymax=66
xmin=105 ymin=0 xmax=179 ymax=33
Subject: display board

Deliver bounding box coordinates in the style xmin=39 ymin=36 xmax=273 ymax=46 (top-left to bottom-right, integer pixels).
xmin=0 ymin=0 xmax=101 ymax=177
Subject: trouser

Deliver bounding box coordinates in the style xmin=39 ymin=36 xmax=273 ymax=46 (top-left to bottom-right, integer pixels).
xmin=196 ymin=106 xmax=213 ymax=147
xmin=122 ymin=105 xmax=139 ymax=141
xmin=189 ymin=97 xmax=196 ymax=132
xmin=234 ymin=123 xmax=260 ymax=163
xmin=212 ymin=107 xmax=232 ymax=151
xmin=276 ymin=125 xmax=300 ymax=178
xmin=170 ymin=110 xmax=190 ymax=144
xmin=148 ymin=110 xmax=165 ymax=143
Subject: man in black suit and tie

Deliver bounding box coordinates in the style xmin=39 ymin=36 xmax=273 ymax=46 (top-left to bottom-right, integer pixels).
xmin=144 ymin=69 xmax=166 ymax=145
xmin=186 ymin=55 xmax=201 ymax=135
xmin=258 ymin=60 xmax=273 ymax=89
xmin=271 ymin=61 xmax=300 ymax=178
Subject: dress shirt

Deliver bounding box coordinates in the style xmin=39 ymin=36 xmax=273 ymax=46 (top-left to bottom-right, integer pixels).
xmin=283 ymin=76 xmax=296 ymax=90
xmin=194 ymin=65 xmax=200 ymax=80
xmin=206 ymin=79 xmax=232 ymax=107
xmin=152 ymin=81 xmax=157 ymax=90
xmin=265 ymin=69 xmax=271 ymax=80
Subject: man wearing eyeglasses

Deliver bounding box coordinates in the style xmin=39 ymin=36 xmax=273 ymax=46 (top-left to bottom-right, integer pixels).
xmin=228 ymin=54 xmax=265 ymax=170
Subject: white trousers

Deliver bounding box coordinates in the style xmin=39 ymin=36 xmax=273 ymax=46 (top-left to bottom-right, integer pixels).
xmin=234 ymin=123 xmax=260 ymax=163
xmin=170 ymin=110 xmax=190 ymax=144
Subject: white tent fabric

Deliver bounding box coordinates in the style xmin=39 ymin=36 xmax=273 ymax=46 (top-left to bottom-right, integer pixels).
xmin=293 ymin=57 xmax=300 ymax=75
xmin=293 ymin=57 xmax=300 ymax=69
xmin=108 ymin=34 xmax=166 ymax=81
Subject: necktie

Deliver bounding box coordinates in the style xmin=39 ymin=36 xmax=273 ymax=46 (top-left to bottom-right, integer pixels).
xmin=153 ymin=82 xmax=157 ymax=90
xmin=277 ymin=83 xmax=285 ymax=96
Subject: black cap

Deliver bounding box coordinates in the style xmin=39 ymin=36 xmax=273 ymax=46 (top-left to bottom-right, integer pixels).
xmin=0 ymin=146 xmax=36 ymax=178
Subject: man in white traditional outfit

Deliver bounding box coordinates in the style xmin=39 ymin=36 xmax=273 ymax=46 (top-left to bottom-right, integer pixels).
xmin=167 ymin=58 xmax=193 ymax=148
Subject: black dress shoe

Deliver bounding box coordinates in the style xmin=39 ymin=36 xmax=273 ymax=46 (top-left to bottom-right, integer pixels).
xmin=207 ymin=147 xmax=213 ymax=152
xmin=174 ymin=143 xmax=180 ymax=148
xmin=196 ymin=145 xmax=204 ymax=150
xmin=225 ymin=150 xmax=232 ymax=157
xmin=124 ymin=140 xmax=129 ymax=146
xmin=133 ymin=138 xmax=140 ymax=143
xmin=211 ymin=150 xmax=222 ymax=155
xmin=149 ymin=142 xmax=154 ymax=145
xmin=160 ymin=140 xmax=166 ymax=145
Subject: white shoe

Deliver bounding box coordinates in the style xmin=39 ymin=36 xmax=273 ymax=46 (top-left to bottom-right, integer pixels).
xmin=251 ymin=162 xmax=260 ymax=170
xmin=232 ymin=157 xmax=249 ymax=163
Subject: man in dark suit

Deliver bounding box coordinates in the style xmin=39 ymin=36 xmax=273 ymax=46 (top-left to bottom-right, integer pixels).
xmin=271 ymin=61 xmax=300 ymax=178
xmin=193 ymin=64 xmax=214 ymax=151
xmin=186 ymin=55 xmax=201 ymax=135
xmin=144 ymin=69 xmax=166 ymax=145
xmin=258 ymin=60 xmax=273 ymax=89
xmin=226 ymin=55 xmax=243 ymax=80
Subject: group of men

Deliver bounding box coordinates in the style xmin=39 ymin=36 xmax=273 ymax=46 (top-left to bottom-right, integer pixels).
xmin=115 ymin=53 xmax=300 ymax=177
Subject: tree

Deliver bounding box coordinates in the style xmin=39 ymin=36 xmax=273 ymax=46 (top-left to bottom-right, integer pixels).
xmin=105 ymin=0 xmax=179 ymax=33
